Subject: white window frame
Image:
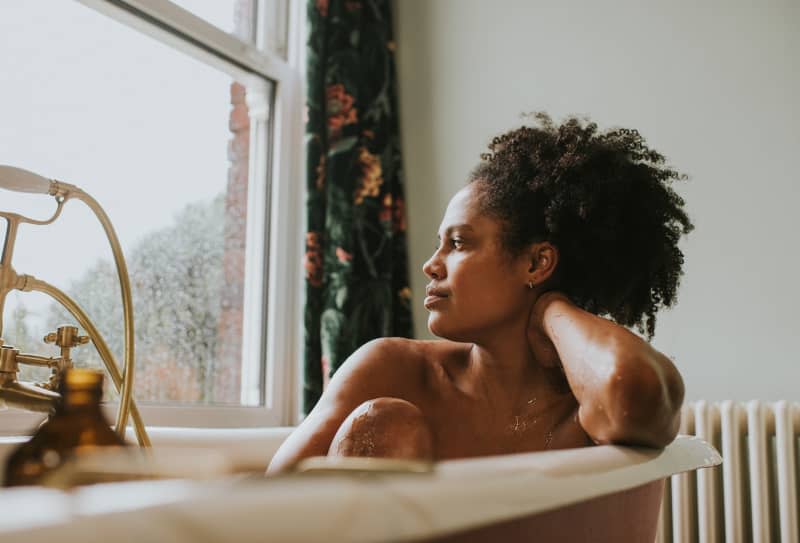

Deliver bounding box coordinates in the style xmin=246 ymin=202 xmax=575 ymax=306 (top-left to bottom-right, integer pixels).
xmin=0 ymin=0 xmax=305 ymax=434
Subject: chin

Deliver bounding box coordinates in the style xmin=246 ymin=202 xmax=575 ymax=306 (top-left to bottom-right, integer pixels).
xmin=427 ymin=312 xmax=449 ymax=338
xmin=427 ymin=313 xmax=473 ymax=343
xmin=427 ymin=316 xmax=443 ymax=338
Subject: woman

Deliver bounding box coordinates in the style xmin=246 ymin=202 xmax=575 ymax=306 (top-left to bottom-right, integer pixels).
xmin=267 ymin=113 xmax=692 ymax=473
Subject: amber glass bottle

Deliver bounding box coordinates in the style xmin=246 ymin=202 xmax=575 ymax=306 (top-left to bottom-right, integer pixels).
xmin=3 ymin=368 xmax=125 ymax=487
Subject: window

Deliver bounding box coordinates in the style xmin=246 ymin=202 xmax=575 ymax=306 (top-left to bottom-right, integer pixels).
xmin=0 ymin=0 xmax=304 ymax=433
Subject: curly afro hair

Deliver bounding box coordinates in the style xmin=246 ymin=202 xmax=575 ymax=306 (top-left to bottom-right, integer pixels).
xmin=469 ymin=112 xmax=693 ymax=338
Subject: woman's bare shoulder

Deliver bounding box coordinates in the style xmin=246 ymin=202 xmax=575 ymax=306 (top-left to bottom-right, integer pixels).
xmin=392 ymin=339 xmax=475 ymax=384
xmin=329 ymin=338 xmax=428 ymax=389
xmin=341 ymin=338 xmax=469 ymax=387
xmin=355 ymin=337 xmax=468 ymax=360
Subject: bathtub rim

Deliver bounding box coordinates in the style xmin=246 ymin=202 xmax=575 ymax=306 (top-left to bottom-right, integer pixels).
xmin=0 ymin=434 xmax=720 ymax=543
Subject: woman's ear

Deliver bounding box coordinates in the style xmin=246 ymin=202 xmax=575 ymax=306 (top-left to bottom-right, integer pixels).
xmin=527 ymin=242 xmax=559 ymax=288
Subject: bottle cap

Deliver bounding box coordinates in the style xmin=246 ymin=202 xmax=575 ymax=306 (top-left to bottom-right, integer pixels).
xmin=63 ymin=368 xmax=104 ymax=390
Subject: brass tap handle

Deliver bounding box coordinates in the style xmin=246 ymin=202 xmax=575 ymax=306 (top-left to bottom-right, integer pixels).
xmin=43 ymin=325 xmax=90 ymax=349
xmin=0 ymin=345 xmax=20 ymax=373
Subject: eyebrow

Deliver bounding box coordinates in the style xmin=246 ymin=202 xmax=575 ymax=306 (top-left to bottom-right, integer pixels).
xmin=437 ymin=224 xmax=475 ymax=238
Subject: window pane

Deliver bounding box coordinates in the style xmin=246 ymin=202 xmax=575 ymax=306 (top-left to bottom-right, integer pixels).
xmin=260 ymin=0 xmax=291 ymax=59
xmin=170 ymin=0 xmax=256 ymax=42
xmin=0 ymin=1 xmax=266 ymax=406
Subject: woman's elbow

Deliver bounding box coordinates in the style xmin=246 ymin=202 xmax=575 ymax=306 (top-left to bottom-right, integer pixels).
xmin=604 ymin=354 xmax=684 ymax=448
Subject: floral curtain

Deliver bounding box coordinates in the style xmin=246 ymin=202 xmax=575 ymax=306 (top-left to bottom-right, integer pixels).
xmin=303 ymin=0 xmax=413 ymax=413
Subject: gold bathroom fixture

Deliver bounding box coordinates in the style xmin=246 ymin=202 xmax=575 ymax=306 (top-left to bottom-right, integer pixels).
xmin=0 ymin=165 xmax=149 ymax=446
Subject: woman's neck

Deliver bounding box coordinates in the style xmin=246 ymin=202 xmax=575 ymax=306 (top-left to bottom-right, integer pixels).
xmin=461 ymin=318 xmax=555 ymax=405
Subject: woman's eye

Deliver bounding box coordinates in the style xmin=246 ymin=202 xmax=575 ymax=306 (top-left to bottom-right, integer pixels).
xmin=450 ymin=238 xmax=464 ymax=249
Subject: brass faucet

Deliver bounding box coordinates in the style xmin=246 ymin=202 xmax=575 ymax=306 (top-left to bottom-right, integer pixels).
xmin=0 ymin=328 xmax=80 ymax=412
xmin=0 ymin=336 xmax=63 ymax=413
xmin=0 ymin=166 xmax=150 ymax=446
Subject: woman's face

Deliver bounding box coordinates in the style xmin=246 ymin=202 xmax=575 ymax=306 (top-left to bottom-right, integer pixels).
xmin=422 ymin=184 xmax=532 ymax=342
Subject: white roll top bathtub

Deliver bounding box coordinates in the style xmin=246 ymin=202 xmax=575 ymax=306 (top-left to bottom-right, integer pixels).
xmin=0 ymin=434 xmax=719 ymax=543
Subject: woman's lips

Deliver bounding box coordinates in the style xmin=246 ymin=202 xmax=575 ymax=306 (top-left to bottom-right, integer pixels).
xmin=424 ymin=285 xmax=449 ymax=309
xmin=424 ymin=295 xmax=448 ymax=309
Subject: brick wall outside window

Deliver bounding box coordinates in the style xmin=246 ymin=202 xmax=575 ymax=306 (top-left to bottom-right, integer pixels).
xmin=213 ymin=0 xmax=255 ymax=403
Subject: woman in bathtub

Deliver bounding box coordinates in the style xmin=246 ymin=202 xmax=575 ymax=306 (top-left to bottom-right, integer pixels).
xmin=268 ymin=113 xmax=692 ymax=473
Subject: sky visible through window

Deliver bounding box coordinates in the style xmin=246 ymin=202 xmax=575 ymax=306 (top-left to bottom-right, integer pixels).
xmin=0 ymin=1 xmax=249 ymax=404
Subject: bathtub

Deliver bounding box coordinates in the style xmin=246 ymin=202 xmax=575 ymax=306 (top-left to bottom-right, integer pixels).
xmin=0 ymin=434 xmax=719 ymax=543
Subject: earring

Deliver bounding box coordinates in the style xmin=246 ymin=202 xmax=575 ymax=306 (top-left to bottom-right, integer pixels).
xmin=527 ymin=281 xmax=535 ymax=290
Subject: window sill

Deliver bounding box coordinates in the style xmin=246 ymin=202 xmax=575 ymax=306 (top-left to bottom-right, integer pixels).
xmin=0 ymin=402 xmax=288 ymax=437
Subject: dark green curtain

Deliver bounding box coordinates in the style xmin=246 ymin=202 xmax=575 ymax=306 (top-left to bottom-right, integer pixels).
xmin=303 ymin=0 xmax=413 ymax=413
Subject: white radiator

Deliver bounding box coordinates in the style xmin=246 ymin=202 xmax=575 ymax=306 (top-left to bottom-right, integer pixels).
xmin=657 ymin=401 xmax=800 ymax=543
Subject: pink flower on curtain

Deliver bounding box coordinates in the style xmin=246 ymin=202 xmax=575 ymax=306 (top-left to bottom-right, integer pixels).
xmin=304 ymin=231 xmax=324 ymax=287
xmin=336 ymin=247 xmax=353 ymax=263
xmin=326 ymin=84 xmax=357 ymax=141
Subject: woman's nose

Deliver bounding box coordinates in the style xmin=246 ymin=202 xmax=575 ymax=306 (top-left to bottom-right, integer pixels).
xmin=423 ymin=252 xmax=444 ymax=280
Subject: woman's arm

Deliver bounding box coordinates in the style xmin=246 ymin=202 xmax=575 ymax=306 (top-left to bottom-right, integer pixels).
xmin=266 ymin=338 xmax=423 ymax=474
xmin=528 ymin=292 xmax=684 ymax=448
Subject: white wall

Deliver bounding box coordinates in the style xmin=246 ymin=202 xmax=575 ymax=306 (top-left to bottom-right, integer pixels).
xmin=393 ymin=0 xmax=799 ymax=401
